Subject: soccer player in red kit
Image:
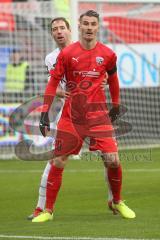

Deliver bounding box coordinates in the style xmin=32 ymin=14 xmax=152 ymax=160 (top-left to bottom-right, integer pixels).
xmin=32 ymin=10 xmax=136 ymax=222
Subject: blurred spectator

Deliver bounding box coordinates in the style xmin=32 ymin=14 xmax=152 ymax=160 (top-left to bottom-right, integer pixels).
xmin=5 ymin=49 xmax=33 ymax=93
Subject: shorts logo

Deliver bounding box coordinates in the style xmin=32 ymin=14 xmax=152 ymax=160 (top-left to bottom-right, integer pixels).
xmin=96 ymin=56 xmax=104 ymax=65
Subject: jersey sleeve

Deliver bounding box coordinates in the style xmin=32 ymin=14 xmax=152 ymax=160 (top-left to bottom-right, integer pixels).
xmin=106 ymin=52 xmax=120 ymax=105
xmin=106 ymin=52 xmax=117 ymax=76
xmin=107 ymin=72 xmax=120 ymax=105
xmin=43 ymin=51 xmax=65 ymax=112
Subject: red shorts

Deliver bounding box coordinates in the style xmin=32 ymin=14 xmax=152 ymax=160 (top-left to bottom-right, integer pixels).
xmin=54 ymin=118 xmax=118 ymax=157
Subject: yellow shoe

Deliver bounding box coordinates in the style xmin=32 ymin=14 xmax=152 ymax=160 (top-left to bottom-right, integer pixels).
xmin=27 ymin=207 xmax=43 ymax=220
xmin=32 ymin=211 xmax=53 ymax=223
xmin=112 ymin=201 xmax=136 ymax=219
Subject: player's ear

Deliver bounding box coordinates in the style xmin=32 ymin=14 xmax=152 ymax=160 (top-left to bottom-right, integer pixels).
xmin=78 ymin=20 xmax=81 ymax=29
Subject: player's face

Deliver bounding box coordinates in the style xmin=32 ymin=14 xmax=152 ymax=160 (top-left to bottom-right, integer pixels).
xmin=79 ymin=16 xmax=99 ymax=42
xmin=51 ymin=20 xmax=71 ymax=48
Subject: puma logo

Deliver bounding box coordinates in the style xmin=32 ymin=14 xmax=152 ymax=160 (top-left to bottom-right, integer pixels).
xmin=72 ymin=57 xmax=79 ymax=63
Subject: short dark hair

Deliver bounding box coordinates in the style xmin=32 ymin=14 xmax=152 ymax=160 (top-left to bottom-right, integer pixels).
xmin=50 ymin=17 xmax=70 ymax=31
xmin=79 ymin=10 xmax=99 ymax=22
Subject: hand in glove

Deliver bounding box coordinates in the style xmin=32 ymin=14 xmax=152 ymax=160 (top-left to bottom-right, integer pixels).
xmin=109 ymin=105 xmax=120 ymax=123
xmin=39 ymin=112 xmax=50 ymax=137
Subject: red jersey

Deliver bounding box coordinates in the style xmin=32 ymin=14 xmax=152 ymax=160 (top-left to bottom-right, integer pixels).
xmin=44 ymin=41 xmax=119 ymax=120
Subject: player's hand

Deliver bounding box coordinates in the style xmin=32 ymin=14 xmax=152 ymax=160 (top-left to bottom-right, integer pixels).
xmin=62 ymin=91 xmax=71 ymax=98
xmin=39 ymin=112 xmax=50 ymax=137
xmin=56 ymin=88 xmax=70 ymax=98
xmin=109 ymin=105 xmax=120 ymax=123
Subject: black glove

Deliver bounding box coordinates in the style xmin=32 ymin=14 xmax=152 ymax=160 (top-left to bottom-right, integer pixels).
xmin=109 ymin=105 xmax=120 ymax=123
xmin=39 ymin=112 xmax=50 ymax=137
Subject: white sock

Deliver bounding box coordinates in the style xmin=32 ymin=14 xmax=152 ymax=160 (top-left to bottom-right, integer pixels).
xmin=104 ymin=167 xmax=113 ymax=202
xmin=36 ymin=162 xmax=52 ymax=210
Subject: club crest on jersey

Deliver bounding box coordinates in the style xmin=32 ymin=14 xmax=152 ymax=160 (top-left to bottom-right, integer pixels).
xmin=96 ymin=56 xmax=104 ymax=65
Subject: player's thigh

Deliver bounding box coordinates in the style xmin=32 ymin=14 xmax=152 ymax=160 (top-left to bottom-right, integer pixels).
xmin=54 ymin=119 xmax=83 ymax=157
xmin=89 ymin=136 xmax=118 ymax=152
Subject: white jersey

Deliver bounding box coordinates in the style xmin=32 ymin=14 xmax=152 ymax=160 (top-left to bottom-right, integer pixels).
xmin=30 ymin=48 xmax=65 ymax=148
xmin=45 ymin=48 xmax=65 ymax=90
xmin=45 ymin=48 xmax=65 ymax=135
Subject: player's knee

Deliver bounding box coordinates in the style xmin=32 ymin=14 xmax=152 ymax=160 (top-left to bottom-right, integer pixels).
xmin=109 ymin=160 xmax=120 ymax=168
xmin=49 ymin=159 xmax=54 ymax=164
xmin=54 ymin=156 xmax=68 ymax=168
xmin=102 ymin=152 xmax=119 ymax=168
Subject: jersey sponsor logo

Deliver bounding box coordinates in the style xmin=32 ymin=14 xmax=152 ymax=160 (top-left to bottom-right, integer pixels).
xmin=73 ymin=71 xmax=100 ymax=78
xmin=66 ymin=80 xmax=92 ymax=91
xmin=72 ymin=57 xmax=79 ymax=63
xmin=96 ymin=56 xmax=104 ymax=65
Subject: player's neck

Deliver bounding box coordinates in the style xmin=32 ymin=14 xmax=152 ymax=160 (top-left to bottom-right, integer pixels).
xmin=58 ymin=39 xmax=71 ymax=50
xmin=80 ymin=39 xmax=97 ymax=50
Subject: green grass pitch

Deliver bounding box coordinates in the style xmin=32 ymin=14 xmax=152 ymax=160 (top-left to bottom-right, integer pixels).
xmin=0 ymin=148 xmax=160 ymax=239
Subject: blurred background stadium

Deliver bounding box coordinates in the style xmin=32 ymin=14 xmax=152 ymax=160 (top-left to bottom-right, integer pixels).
xmin=0 ymin=0 xmax=160 ymax=159
xmin=0 ymin=1 xmax=160 ymax=239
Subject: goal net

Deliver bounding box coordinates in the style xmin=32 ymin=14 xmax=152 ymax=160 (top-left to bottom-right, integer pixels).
xmin=0 ymin=0 xmax=58 ymax=159
xmin=0 ymin=0 xmax=160 ymax=160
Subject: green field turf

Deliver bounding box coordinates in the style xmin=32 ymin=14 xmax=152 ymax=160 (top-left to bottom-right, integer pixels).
xmin=0 ymin=148 xmax=160 ymax=240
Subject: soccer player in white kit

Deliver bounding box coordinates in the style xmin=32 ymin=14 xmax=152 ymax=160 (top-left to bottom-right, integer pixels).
xmin=27 ymin=17 xmax=72 ymax=220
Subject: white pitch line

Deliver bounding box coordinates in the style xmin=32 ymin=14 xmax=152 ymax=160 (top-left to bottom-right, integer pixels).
xmin=126 ymin=169 xmax=160 ymax=172
xmin=0 ymin=235 xmax=157 ymax=240
xmin=0 ymin=169 xmax=160 ymax=174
